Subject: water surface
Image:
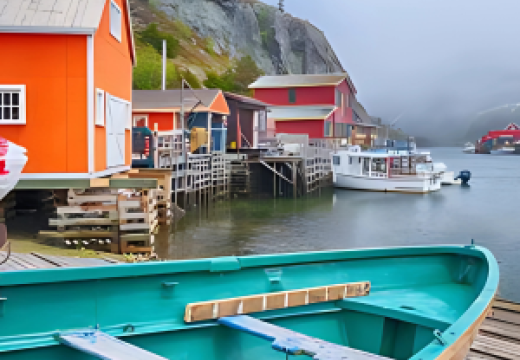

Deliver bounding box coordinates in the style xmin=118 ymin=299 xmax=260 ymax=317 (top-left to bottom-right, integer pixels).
xmin=156 ymin=148 xmax=520 ymax=301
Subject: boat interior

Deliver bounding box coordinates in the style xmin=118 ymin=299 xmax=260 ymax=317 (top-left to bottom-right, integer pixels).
xmin=0 ymin=246 xmax=494 ymax=360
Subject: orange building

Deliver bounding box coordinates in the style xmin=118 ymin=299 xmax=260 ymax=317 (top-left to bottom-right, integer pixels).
xmin=0 ymin=0 xmax=135 ymax=179
xmin=132 ymin=90 xmax=230 ymax=132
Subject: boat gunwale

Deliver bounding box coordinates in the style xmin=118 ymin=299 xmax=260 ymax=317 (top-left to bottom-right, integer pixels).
xmin=0 ymin=245 xmax=488 ymax=287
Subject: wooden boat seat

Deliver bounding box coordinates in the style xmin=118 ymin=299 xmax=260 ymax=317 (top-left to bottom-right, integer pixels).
xmin=218 ymin=315 xmax=391 ymax=360
xmin=58 ymin=330 xmax=167 ymax=360
xmin=185 ymin=281 xmax=370 ymax=322
xmin=339 ymin=283 xmax=476 ymax=329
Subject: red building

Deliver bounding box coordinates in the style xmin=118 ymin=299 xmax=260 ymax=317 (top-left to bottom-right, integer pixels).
xmin=476 ymin=123 xmax=520 ymax=153
xmin=249 ymin=74 xmax=377 ymax=145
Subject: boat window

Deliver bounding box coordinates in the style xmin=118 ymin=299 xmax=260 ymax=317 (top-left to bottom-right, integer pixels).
xmin=363 ymin=158 xmax=370 ymax=172
xmin=333 ymin=156 xmax=340 ymax=166
xmin=349 ymin=156 xmax=352 ymax=165
xmin=372 ymin=158 xmax=387 ymax=172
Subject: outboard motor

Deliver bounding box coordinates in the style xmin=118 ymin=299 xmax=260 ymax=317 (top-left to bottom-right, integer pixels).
xmin=455 ymin=170 xmax=471 ymax=185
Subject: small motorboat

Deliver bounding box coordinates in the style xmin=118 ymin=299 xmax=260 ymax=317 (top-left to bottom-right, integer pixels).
xmin=0 ymin=137 xmax=27 ymax=201
xmin=333 ymin=147 xmax=441 ymax=194
xmin=0 ymin=245 xmax=498 ymax=360
xmin=462 ymin=142 xmax=476 ymax=154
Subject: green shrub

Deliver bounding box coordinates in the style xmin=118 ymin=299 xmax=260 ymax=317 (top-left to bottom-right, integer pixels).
xmin=174 ymin=20 xmax=192 ymax=39
xmin=203 ymin=55 xmax=264 ymax=95
xmin=140 ymin=23 xmax=180 ymax=58
xmin=205 ymin=37 xmax=216 ymax=56
xmin=180 ymin=69 xmax=202 ymax=89
xmin=133 ymin=43 xmax=177 ymax=90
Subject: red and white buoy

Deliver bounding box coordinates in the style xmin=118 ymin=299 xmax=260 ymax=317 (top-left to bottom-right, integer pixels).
xmin=0 ymin=137 xmax=27 ymax=201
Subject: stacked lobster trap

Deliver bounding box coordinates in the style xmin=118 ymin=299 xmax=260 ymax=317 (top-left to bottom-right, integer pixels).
xmin=41 ymin=184 xmax=171 ymax=255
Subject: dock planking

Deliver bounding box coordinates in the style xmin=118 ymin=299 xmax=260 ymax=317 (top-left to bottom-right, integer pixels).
xmin=467 ymin=298 xmax=520 ymax=360
xmin=0 ymin=252 xmax=119 ymax=271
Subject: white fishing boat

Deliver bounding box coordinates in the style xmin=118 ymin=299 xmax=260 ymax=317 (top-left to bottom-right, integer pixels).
xmin=0 ymin=137 xmax=28 ymax=201
xmin=332 ymin=147 xmax=441 ymax=194
xmin=463 ymin=142 xmax=476 ymax=154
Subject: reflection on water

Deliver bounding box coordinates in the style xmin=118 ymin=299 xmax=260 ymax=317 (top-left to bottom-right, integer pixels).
xmin=156 ymin=148 xmax=520 ymax=301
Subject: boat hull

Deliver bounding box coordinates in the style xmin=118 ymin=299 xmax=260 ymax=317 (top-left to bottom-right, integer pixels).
xmin=0 ymin=246 xmax=499 ymax=360
xmin=333 ymin=173 xmax=441 ymax=193
xmin=0 ymin=141 xmax=27 ymax=201
xmin=490 ymin=148 xmax=517 ymax=155
xmin=440 ymin=171 xmax=461 ymax=185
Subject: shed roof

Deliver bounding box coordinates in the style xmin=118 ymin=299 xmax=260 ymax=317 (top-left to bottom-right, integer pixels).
xmin=0 ymin=0 xmax=105 ymax=31
xmin=132 ymin=89 xmax=230 ymax=115
xmin=268 ymin=106 xmax=336 ymax=121
xmin=0 ymin=0 xmax=136 ymax=63
xmin=224 ymin=92 xmax=269 ymax=108
xmin=249 ymin=73 xmax=355 ymax=92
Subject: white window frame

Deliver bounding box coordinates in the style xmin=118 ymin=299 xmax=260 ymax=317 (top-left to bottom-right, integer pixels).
xmin=110 ymin=0 xmax=122 ymax=42
xmin=132 ymin=114 xmax=149 ymax=127
xmin=0 ymin=85 xmax=26 ymax=125
xmin=95 ymin=88 xmax=105 ymax=126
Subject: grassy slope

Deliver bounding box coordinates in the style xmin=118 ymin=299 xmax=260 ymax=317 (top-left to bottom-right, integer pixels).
xmin=132 ymin=0 xmax=235 ymax=82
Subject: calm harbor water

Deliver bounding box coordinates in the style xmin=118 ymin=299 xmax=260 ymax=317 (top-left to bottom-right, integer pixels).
xmin=156 ymin=148 xmax=520 ymax=301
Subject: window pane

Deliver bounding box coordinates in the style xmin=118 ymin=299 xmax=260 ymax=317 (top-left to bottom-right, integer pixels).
xmin=3 ymin=93 xmax=10 ymax=106
xmin=12 ymin=107 xmax=19 ymax=120
xmin=289 ymin=88 xmax=296 ymax=103
xmin=0 ymin=93 xmax=2 ymax=106
xmin=12 ymin=93 xmax=19 ymax=106
xmin=3 ymin=107 xmax=10 ymax=120
xmin=0 ymin=107 xmax=2 ymax=120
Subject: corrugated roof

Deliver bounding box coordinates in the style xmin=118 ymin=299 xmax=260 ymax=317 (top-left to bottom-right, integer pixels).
xmin=268 ymin=106 xmax=336 ymax=121
xmin=0 ymin=0 xmax=105 ymax=30
xmin=249 ymin=73 xmax=353 ymax=90
xmin=0 ymin=0 xmax=135 ymax=64
xmin=133 ymin=89 xmax=229 ymax=115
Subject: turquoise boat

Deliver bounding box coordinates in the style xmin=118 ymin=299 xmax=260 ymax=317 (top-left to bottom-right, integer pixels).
xmin=0 ymin=245 xmax=498 ymax=360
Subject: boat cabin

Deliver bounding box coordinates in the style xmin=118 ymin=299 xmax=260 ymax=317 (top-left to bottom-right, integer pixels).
xmin=332 ymin=147 xmax=441 ymax=193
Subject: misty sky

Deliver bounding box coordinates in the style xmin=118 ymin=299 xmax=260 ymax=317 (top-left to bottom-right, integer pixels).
xmin=261 ymin=0 xmax=520 ymax=140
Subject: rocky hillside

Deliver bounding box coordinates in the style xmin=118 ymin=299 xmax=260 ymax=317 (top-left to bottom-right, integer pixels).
xmin=130 ymin=0 xmax=344 ymax=81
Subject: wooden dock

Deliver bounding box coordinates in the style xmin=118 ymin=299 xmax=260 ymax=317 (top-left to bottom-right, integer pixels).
xmin=0 ymin=252 xmax=118 ymax=271
xmin=467 ymin=297 xmax=520 ymax=360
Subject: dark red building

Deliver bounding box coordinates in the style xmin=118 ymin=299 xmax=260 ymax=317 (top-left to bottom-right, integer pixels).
xmin=249 ymin=74 xmax=377 ymax=145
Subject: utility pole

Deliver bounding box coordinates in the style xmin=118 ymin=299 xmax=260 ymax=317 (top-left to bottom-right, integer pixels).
xmin=278 ymin=0 xmax=284 ymax=12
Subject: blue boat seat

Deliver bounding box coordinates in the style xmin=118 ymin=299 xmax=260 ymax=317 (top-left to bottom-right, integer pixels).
xmin=218 ymin=315 xmax=391 ymax=360
xmin=59 ymin=330 xmax=167 ymax=360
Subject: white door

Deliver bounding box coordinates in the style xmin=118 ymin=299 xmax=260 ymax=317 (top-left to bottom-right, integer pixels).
xmin=106 ymin=94 xmax=129 ymax=167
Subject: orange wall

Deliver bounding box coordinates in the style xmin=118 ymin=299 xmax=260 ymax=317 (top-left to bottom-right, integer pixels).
xmin=94 ymin=0 xmax=133 ymax=172
xmin=134 ymin=112 xmax=176 ymax=131
xmin=0 ymin=34 xmax=88 ymax=174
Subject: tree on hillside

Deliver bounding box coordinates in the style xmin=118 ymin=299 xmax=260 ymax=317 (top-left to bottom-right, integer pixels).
xmin=140 ymin=23 xmax=180 ymax=58
xmin=203 ymin=55 xmax=264 ymax=95
xmin=234 ymin=55 xmax=264 ymax=93
xmin=133 ymin=43 xmax=177 ymax=90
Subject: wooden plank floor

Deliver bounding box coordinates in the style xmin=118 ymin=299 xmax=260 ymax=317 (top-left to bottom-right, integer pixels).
xmin=0 ymin=252 xmax=119 ymax=271
xmin=467 ymin=298 xmax=520 ymax=360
